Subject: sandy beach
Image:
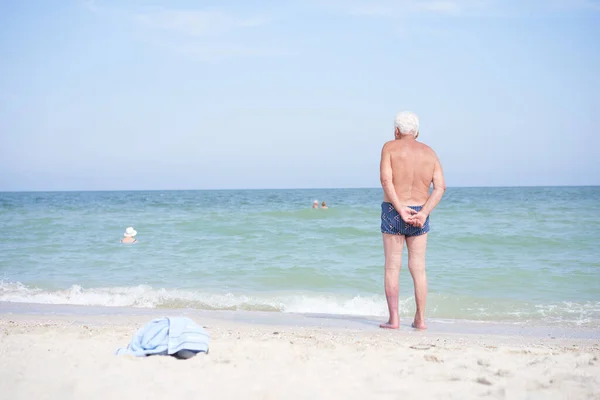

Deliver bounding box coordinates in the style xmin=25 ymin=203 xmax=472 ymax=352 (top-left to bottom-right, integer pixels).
xmin=1 ymin=305 xmax=598 ymax=400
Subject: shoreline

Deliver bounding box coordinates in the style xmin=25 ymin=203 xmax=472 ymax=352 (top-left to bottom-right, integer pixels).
xmin=2 ymin=301 xmax=599 ymax=340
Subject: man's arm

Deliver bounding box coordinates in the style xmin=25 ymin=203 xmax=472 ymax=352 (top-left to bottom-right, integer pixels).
xmin=420 ymin=157 xmax=446 ymax=216
xmin=380 ymin=143 xmax=417 ymax=221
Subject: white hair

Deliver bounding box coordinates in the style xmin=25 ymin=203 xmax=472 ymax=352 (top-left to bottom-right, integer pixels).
xmin=394 ymin=111 xmax=419 ymax=136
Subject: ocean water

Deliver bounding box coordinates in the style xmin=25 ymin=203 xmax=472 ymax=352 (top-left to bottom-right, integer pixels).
xmin=0 ymin=187 xmax=599 ymax=328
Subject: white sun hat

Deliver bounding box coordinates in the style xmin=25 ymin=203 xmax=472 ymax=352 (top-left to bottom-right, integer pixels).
xmin=124 ymin=227 xmax=137 ymax=237
xmin=313 ymin=200 xmax=318 ymax=204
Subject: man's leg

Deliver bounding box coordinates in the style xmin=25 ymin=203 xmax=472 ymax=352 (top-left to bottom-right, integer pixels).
xmin=380 ymin=233 xmax=405 ymax=329
xmin=405 ymin=233 xmax=428 ymax=330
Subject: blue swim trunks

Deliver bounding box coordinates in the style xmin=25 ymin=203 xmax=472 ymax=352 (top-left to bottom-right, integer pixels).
xmin=381 ymin=202 xmax=430 ymax=237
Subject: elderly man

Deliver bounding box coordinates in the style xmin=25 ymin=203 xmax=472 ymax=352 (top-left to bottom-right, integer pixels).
xmin=379 ymin=111 xmax=446 ymax=330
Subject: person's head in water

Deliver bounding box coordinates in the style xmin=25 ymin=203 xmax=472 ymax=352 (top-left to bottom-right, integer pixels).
xmin=321 ymin=201 xmax=328 ymax=209
xmin=121 ymin=227 xmax=138 ymax=244
xmin=312 ymin=200 xmax=319 ymax=209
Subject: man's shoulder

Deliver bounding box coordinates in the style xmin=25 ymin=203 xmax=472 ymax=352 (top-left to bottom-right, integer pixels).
xmin=382 ymin=140 xmax=400 ymax=150
xmin=416 ymin=142 xmax=438 ymax=156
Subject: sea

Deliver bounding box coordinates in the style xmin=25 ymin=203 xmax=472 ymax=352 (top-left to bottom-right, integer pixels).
xmin=0 ymin=187 xmax=599 ymax=329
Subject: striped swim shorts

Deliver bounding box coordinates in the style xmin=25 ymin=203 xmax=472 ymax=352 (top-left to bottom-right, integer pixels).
xmin=381 ymin=202 xmax=430 ymax=237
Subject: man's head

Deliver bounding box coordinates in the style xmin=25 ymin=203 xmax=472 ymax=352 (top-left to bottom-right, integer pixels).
xmin=394 ymin=111 xmax=419 ymax=139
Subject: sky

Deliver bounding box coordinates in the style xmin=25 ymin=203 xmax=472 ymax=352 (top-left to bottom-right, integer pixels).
xmin=0 ymin=0 xmax=599 ymax=191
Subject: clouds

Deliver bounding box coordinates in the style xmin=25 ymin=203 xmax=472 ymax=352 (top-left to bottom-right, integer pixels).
xmin=133 ymin=8 xmax=269 ymax=37
xmin=81 ymin=0 xmax=599 ymax=60
xmin=131 ymin=7 xmax=275 ymax=59
xmin=312 ymin=0 xmax=600 ymax=18
xmin=326 ymin=0 xmax=483 ymax=17
xmin=84 ymin=1 xmax=275 ymax=60
xmin=310 ymin=0 xmax=494 ymax=18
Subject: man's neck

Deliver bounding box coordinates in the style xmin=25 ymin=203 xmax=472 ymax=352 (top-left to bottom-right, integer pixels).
xmin=397 ymin=134 xmax=416 ymax=140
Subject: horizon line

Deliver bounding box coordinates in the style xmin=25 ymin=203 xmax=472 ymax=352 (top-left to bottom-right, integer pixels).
xmin=0 ymin=184 xmax=599 ymax=193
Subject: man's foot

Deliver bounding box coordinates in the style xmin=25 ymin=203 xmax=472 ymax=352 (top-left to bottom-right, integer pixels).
xmin=380 ymin=319 xmax=399 ymax=329
xmin=411 ymin=317 xmax=427 ymax=330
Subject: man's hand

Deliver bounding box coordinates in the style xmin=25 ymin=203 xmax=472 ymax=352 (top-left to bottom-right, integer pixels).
xmin=399 ymin=206 xmax=418 ymax=224
xmin=407 ymin=212 xmax=428 ymax=228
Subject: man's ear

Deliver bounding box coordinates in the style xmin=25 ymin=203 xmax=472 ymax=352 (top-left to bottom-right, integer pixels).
xmin=415 ymin=131 xmax=419 ymax=139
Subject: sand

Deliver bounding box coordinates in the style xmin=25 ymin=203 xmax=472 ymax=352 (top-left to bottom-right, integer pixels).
xmin=0 ymin=308 xmax=599 ymax=400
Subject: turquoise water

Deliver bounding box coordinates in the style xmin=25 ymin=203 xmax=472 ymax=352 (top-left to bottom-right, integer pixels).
xmin=0 ymin=187 xmax=599 ymax=327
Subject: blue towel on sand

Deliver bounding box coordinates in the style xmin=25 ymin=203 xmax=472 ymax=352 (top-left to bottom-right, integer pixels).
xmin=116 ymin=317 xmax=210 ymax=358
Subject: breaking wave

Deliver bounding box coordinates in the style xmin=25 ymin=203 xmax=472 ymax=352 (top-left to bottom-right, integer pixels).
xmin=1 ymin=281 xmax=599 ymax=327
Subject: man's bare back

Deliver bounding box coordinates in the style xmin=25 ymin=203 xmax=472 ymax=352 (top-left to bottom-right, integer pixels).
xmin=380 ymin=134 xmax=444 ymax=229
xmin=381 ymin=139 xmax=438 ymax=206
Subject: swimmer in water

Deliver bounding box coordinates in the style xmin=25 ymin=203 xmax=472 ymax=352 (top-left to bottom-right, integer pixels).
xmin=121 ymin=227 xmax=138 ymax=244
